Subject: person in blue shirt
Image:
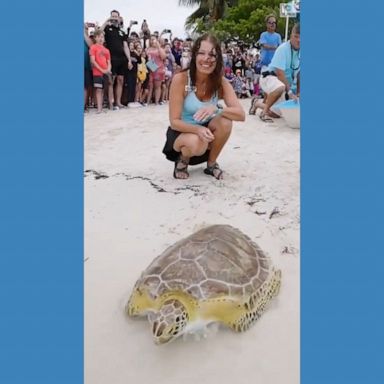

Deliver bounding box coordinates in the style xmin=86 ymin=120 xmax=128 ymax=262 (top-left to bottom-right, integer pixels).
xmin=259 ymin=14 xmax=282 ymax=67
xmin=256 ymin=23 xmax=300 ymax=122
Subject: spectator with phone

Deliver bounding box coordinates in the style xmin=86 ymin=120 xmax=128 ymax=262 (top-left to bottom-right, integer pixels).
xmin=101 ymin=10 xmax=133 ymax=109
xmin=89 ymin=29 xmax=112 ymax=113
xmin=145 ymin=35 xmax=166 ymax=105
xmin=141 ymin=19 xmax=151 ymax=48
xmin=125 ymin=40 xmax=141 ymax=107
xmin=171 ymin=38 xmax=183 ymax=66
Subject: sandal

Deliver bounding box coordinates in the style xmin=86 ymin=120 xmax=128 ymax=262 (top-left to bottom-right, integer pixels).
xmin=204 ymin=162 xmax=223 ymax=180
xmin=248 ymin=97 xmax=257 ymax=115
xmin=259 ymin=112 xmax=274 ymax=122
xmin=173 ymin=156 xmax=189 ymax=179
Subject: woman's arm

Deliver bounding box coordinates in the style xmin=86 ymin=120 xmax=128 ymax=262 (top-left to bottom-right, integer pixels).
xmin=219 ymin=78 xmax=246 ymax=121
xmin=84 ymin=24 xmax=93 ymax=47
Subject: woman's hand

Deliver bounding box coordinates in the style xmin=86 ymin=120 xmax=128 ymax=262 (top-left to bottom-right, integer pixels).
xmin=196 ymin=127 xmax=215 ymax=143
xmin=193 ymin=105 xmax=218 ymax=123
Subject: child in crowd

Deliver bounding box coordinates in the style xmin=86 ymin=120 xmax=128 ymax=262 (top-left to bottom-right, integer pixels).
xmin=232 ymin=69 xmax=244 ymax=98
xmin=245 ymin=64 xmax=255 ymax=97
xmin=136 ymin=45 xmax=148 ymax=104
xmin=180 ymin=46 xmax=191 ymax=69
xmin=224 ymin=67 xmax=234 ymax=82
xmin=162 ymin=58 xmax=173 ymax=102
xmin=89 ymin=29 xmax=112 ymax=113
xmin=138 ymin=49 xmax=149 ymax=106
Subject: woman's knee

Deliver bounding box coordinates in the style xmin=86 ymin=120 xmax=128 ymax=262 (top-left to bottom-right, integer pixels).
xmin=187 ymin=135 xmax=208 ymax=155
xmin=175 ymin=134 xmax=207 ymax=156
xmin=210 ymin=117 xmax=233 ymax=136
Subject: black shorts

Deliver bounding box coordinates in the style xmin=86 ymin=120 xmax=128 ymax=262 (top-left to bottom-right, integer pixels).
xmin=162 ymin=126 xmax=210 ymax=165
xmin=142 ymin=76 xmax=149 ymax=90
xmin=84 ymin=69 xmax=92 ymax=88
xmin=93 ymin=74 xmax=111 ymax=90
xmin=111 ymin=57 xmax=128 ymax=76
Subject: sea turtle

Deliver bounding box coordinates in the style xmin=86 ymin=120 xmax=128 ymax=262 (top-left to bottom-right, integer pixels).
xmin=126 ymin=224 xmax=281 ymax=344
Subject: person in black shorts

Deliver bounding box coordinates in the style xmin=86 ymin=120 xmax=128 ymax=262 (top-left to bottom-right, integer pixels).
xmin=101 ymin=10 xmax=133 ymax=109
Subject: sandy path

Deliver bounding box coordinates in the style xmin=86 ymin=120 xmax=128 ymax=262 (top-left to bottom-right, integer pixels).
xmin=84 ymin=100 xmax=300 ymax=384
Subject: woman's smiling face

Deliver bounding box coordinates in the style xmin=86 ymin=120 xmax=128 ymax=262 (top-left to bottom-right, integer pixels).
xmin=195 ymin=40 xmax=217 ymax=75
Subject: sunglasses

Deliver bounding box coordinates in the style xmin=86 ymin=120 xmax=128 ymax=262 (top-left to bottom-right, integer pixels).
xmin=267 ymin=21 xmax=277 ymax=25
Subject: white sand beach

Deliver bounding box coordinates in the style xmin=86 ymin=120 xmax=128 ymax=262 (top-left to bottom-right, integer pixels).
xmin=84 ymin=100 xmax=300 ymax=384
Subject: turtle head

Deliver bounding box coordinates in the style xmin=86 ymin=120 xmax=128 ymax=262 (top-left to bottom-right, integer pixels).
xmin=148 ymin=299 xmax=189 ymax=345
xmin=126 ymin=286 xmax=152 ymax=317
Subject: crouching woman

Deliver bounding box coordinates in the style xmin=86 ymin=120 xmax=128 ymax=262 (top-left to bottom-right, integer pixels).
xmin=162 ymin=33 xmax=245 ymax=180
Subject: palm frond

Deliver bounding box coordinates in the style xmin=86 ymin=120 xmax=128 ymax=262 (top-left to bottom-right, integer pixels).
xmin=184 ymin=5 xmax=210 ymax=28
xmin=178 ymin=0 xmax=202 ymax=7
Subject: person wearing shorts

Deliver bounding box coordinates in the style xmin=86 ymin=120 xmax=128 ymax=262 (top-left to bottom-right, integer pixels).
xmin=89 ymin=30 xmax=112 ymax=113
xmin=163 ymin=33 xmax=245 ymax=180
xmin=257 ymin=23 xmax=300 ymax=122
xmin=101 ymin=10 xmax=133 ymax=109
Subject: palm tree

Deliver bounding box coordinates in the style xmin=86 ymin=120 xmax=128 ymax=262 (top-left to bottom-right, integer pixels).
xmin=179 ymin=0 xmax=238 ymax=31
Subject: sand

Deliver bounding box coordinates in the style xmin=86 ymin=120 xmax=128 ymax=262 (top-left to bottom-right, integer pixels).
xmin=84 ymin=100 xmax=300 ymax=384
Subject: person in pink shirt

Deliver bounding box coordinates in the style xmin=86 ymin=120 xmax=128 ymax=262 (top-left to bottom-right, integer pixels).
xmin=146 ymin=35 xmax=166 ymax=105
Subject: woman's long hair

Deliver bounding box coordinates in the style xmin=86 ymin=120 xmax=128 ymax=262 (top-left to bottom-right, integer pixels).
xmin=188 ymin=33 xmax=224 ymax=96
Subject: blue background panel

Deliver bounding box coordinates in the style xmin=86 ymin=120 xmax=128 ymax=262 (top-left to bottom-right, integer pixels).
xmin=302 ymin=1 xmax=383 ymax=383
xmin=0 ymin=1 xmax=83 ymax=383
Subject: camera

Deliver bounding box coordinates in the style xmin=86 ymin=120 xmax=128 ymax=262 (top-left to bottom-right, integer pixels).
xmin=131 ymin=20 xmax=138 ymax=25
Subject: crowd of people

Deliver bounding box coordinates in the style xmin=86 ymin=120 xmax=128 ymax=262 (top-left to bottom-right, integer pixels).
xmin=84 ymin=10 xmax=287 ymax=113
xmin=84 ymin=9 xmax=300 ymax=179
xmin=84 ymin=10 xmax=196 ymax=113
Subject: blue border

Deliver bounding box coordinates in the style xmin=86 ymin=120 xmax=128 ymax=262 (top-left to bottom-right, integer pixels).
xmin=0 ymin=2 xmax=83 ymax=383
xmin=302 ymin=1 xmax=384 ymax=383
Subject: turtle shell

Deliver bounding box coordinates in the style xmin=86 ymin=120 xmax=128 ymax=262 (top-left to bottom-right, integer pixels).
xmin=135 ymin=225 xmax=274 ymax=301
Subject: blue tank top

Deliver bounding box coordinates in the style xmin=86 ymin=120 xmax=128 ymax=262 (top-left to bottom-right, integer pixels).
xmin=181 ymin=71 xmax=219 ymax=125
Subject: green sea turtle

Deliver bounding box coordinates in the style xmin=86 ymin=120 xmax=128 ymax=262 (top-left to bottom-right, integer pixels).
xmin=126 ymin=224 xmax=281 ymax=344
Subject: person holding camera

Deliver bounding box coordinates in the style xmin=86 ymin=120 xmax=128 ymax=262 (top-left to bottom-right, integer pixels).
xmin=101 ymin=10 xmax=133 ymax=109
xmin=141 ymin=19 xmax=151 ymax=48
xmin=171 ymin=38 xmax=183 ymax=67
xmin=145 ymin=35 xmax=166 ymax=105
xmin=163 ymin=33 xmax=245 ymax=180
xmin=232 ymin=47 xmax=246 ymax=76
